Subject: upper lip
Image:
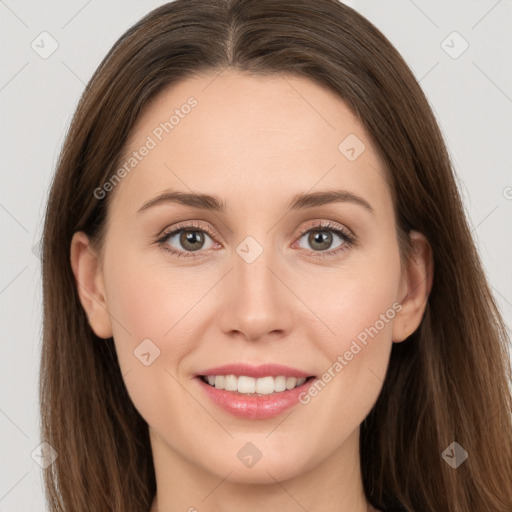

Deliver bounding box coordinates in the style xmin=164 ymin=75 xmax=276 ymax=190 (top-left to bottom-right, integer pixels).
xmin=196 ymin=363 xmax=314 ymax=379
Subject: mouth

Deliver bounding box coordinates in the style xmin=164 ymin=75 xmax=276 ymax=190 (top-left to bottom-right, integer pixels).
xmin=194 ymin=364 xmax=318 ymax=419
xmin=197 ymin=374 xmax=316 ymax=396
xmin=194 ymin=363 xmax=318 ymax=419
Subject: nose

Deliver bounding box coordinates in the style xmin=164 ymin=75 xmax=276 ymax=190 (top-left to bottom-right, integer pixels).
xmin=217 ymin=245 xmax=294 ymax=342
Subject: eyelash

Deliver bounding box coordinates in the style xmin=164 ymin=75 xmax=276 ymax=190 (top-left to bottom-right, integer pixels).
xmin=156 ymin=220 xmax=356 ymax=260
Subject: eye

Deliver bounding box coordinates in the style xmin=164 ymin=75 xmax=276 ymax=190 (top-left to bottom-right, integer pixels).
xmin=156 ymin=220 xmax=356 ymax=260
xmin=294 ymin=221 xmax=355 ymax=258
xmin=157 ymin=222 xmax=217 ymax=259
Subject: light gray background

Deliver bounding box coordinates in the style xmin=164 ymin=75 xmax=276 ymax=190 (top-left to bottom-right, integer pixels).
xmin=1 ymin=1 xmax=511 ymax=510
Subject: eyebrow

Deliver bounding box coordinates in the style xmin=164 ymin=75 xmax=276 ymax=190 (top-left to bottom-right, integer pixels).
xmin=136 ymin=189 xmax=374 ymax=215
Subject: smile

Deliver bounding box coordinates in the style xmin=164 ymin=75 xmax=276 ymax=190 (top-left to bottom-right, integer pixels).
xmin=200 ymin=374 xmax=313 ymax=395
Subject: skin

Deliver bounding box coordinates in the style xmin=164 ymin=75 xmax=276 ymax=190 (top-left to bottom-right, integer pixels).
xmin=71 ymin=70 xmax=432 ymax=512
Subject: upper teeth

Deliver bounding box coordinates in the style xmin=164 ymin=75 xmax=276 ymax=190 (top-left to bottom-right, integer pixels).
xmin=204 ymin=375 xmax=307 ymax=394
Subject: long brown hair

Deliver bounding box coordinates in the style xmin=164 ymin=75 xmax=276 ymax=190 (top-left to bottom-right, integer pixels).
xmin=40 ymin=0 xmax=512 ymax=510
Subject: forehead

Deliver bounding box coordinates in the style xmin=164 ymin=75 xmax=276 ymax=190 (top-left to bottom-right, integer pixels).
xmin=112 ymin=70 xmax=391 ymax=217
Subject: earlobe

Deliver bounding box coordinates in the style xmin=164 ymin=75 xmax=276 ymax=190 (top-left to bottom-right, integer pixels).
xmin=70 ymin=231 xmax=113 ymax=339
xmin=392 ymin=230 xmax=433 ymax=343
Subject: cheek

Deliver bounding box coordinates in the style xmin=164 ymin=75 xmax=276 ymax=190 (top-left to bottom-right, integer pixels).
xmin=312 ymin=247 xmax=400 ymax=338
xmin=307 ymin=243 xmax=402 ymax=396
xmin=326 ymin=276 xmax=399 ymax=355
xmin=102 ymin=228 xmax=401 ymax=430
xmin=290 ymin=286 xmax=399 ymax=446
xmin=103 ymin=248 xmax=206 ymax=346
xmin=101 ymin=245 xmax=229 ymax=420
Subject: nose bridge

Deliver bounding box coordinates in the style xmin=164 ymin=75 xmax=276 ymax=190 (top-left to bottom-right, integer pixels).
xmin=219 ymin=234 xmax=292 ymax=340
xmin=236 ymin=241 xmax=276 ymax=297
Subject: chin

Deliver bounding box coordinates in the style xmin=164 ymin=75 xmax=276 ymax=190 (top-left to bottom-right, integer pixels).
xmin=199 ymin=447 xmax=308 ymax=485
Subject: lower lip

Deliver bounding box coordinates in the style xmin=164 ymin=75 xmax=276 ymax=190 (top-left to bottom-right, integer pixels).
xmin=196 ymin=377 xmax=316 ymax=420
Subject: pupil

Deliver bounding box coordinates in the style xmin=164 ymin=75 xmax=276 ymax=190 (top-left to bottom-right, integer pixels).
xmin=182 ymin=231 xmax=204 ymax=251
xmin=310 ymin=230 xmax=332 ymax=250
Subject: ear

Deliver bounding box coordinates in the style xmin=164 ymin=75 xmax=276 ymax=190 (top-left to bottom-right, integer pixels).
xmin=70 ymin=231 xmax=113 ymax=339
xmin=392 ymin=230 xmax=433 ymax=343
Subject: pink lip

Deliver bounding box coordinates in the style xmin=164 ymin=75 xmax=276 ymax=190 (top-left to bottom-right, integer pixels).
xmin=195 ymin=367 xmax=317 ymax=420
xmin=196 ymin=377 xmax=316 ymax=420
xmin=195 ymin=364 xmax=316 ymax=420
xmin=196 ymin=363 xmax=313 ymax=379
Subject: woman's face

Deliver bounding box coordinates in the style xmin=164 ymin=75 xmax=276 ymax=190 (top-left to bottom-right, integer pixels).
xmin=76 ymin=70 xmax=418 ymax=484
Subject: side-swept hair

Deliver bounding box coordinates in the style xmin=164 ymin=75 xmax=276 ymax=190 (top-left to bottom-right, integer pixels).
xmin=40 ymin=1 xmax=512 ymax=510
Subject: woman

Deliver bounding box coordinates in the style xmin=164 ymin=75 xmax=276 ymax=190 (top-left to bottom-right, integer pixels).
xmin=40 ymin=0 xmax=512 ymax=511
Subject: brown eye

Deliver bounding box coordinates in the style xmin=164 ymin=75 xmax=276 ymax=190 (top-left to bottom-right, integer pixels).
xmin=162 ymin=228 xmax=215 ymax=254
xmin=178 ymin=230 xmax=206 ymax=251
xmin=298 ymin=228 xmax=346 ymax=252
